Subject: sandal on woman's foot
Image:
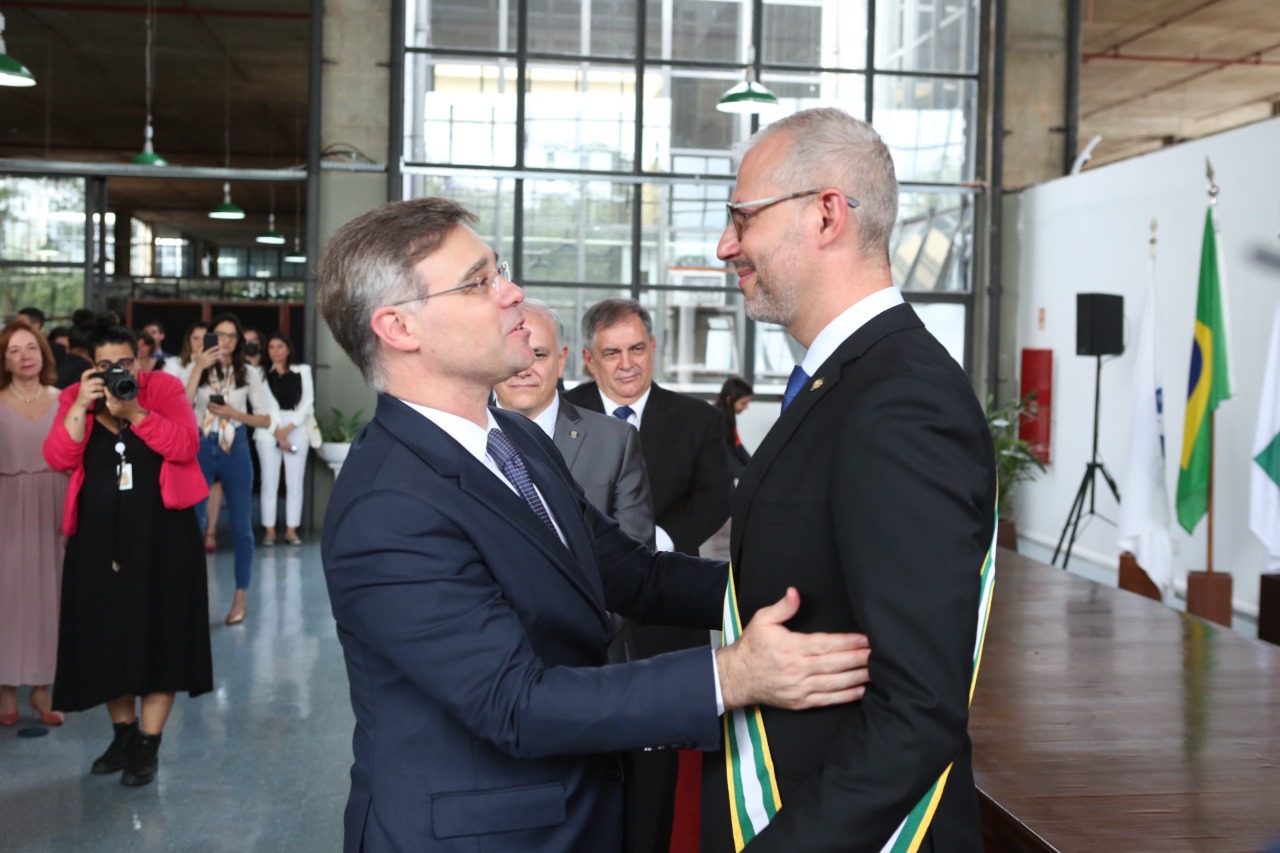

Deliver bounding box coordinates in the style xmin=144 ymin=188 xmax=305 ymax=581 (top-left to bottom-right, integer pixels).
xmin=285 ymin=535 xmax=302 ymax=546
xmin=262 ymin=535 xmax=276 ymax=547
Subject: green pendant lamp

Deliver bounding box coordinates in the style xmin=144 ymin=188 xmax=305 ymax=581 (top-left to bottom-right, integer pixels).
xmin=209 ymin=181 xmax=244 ymax=220
xmin=130 ymin=2 xmax=167 ymax=165
xmin=256 ymin=211 xmax=286 ymax=245
xmin=716 ymin=46 xmax=776 ymax=114
xmin=0 ymin=11 xmax=36 ymax=87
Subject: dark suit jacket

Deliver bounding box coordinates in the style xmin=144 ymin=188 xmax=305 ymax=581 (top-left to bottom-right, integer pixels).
xmin=563 ymin=381 xmax=730 ymax=556
xmin=701 ymin=303 xmax=997 ymax=853
xmin=322 ymin=395 xmax=728 ymax=852
xmin=565 ymin=381 xmax=732 ymax=660
xmin=553 ymin=396 xmax=655 ymax=550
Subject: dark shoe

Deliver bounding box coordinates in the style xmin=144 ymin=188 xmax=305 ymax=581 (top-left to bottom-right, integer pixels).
xmin=91 ymin=722 xmax=139 ymax=775
xmin=121 ymin=731 xmax=162 ymax=787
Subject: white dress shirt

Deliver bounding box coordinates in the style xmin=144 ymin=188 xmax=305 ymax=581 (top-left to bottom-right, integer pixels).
xmin=798 ymin=286 xmax=904 ymax=377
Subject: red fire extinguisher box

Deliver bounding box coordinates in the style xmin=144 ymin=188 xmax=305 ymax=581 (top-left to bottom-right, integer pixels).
xmin=1019 ymin=348 xmax=1052 ymax=465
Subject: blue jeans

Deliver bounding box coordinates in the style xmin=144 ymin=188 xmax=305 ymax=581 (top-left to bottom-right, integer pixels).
xmin=196 ymin=427 xmax=255 ymax=590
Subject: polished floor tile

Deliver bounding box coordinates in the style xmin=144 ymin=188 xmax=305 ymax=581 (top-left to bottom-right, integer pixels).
xmin=0 ymin=539 xmax=353 ymax=852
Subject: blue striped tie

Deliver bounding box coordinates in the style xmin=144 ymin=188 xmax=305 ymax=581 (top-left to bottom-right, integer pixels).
xmin=487 ymin=429 xmax=559 ymax=538
xmin=781 ymin=365 xmax=810 ymax=411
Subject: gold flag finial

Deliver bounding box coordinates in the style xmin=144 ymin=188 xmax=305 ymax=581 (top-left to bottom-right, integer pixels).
xmin=1149 ymin=217 xmax=1157 ymax=260
xmin=1205 ymin=157 xmax=1219 ymax=204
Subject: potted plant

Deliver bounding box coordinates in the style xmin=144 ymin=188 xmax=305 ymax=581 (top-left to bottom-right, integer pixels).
xmin=316 ymin=407 xmax=366 ymax=475
xmin=986 ymin=393 xmax=1047 ymax=551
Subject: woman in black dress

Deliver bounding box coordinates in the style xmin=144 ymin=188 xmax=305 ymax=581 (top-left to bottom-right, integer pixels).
xmin=715 ymin=376 xmax=754 ymax=481
xmin=43 ymin=317 xmax=213 ymax=788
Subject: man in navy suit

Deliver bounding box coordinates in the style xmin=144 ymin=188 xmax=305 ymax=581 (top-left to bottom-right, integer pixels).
xmin=316 ymin=197 xmax=873 ymax=853
xmin=701 ymin=108 xmax=997 ymax=852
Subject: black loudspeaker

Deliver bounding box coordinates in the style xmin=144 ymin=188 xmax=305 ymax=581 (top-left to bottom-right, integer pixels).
xmin=1076 ymin=293 xmax=1124 ymax=356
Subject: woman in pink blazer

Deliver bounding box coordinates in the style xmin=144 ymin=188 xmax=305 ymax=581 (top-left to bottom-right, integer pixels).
xmin=43 ymin=315 xmax=213 ymax=789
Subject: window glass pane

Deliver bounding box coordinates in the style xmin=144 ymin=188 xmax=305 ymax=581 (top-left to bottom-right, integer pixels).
xmin=908 ymin=300 xmax=966 ymax=366
xmin=0 ymin=175 xmax=88 ymax=263
xmin=763 ymin=0 xmax=866 ymax=69
xmin=640 ymin=180 xmax=733 ymax=283
xmin=752 ymin=319 xmax=803 ymax=393
xmin=892 ymin=192 xmax=973 ymax=292
xmin=874 ymin=75 xmax=976 ymax=183
xmin=757 ymin=71 xmax=868 ymax=121
xmin=646 ymin=0 xmax=743 ymax=63
xmin=525 ymin=63 xmax=637 ymax=172
xmin=0 ymin=266 xmax=84 ymax=322
xmin=642 ymin=68 xmax=748 ymax=173
xmin=522 ymin=180 xmax=633 ymax=285
xmin=407 ymin=56 xmax=518 ymax=166
xmin=403 ymin=174 xmax=517 ymax=263
xmin=408 ymin=0 xmax=509 ymax=51
xmin=874 ymin=0 xmax=979 ymax=74
xmin=518 ymin=0 xmax=639 ymax=57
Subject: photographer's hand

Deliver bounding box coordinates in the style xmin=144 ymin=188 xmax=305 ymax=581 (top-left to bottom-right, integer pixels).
xmin=104 ymin=389 xmax=148 ymax=425
xmin=64 ymin=368 xmax=105 ymax=442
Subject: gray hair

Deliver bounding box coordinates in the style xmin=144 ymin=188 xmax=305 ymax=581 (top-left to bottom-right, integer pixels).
xmin=741 ymin=107 xmax=898 ymax=260
xmin=519 ymin=298 xmax=565 ymax=349
xmin=317 ymin=198 xmax=478 ymax=390
xmin=580 ymin=298 xmax=653 ymax=351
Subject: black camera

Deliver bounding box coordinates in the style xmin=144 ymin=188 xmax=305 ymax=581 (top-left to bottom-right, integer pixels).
xmin=91 ymin=365 xmax=139 ymax=401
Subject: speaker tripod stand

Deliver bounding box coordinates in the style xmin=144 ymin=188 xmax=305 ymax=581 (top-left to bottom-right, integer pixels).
xmin=1052 ymin=354 xmax=1120 ymax=569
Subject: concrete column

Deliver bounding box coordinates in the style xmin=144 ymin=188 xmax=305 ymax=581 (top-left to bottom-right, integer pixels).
xmin=311 ymin=0 xmax=392 ymax=521
xmin=1002 ymin=0 xmax=1069 ymax=190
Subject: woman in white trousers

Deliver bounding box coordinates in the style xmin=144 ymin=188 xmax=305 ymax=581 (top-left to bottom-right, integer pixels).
xmin=256 ymin=334 xmax=313 ymax=546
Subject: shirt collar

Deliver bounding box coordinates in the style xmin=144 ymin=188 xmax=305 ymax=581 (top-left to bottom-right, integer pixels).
xmin=399 ymin=399 xmax=498 ymax=465
xmin=598 ymin=384 xmax=652 ymax=426
xmin=799 ymin=287 xmax=904 ymax=376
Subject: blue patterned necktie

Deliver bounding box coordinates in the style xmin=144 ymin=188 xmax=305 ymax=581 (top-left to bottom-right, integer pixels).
xmin=612 ymin=405 xmax=635 ymax=423
xmin=781 ymin=365 xmax=810 ymax=411
xmin=486 ymin=429 xmax=559 ymax=538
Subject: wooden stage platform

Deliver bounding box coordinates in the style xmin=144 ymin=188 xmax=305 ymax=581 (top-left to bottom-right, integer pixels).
xmin=972 ymin=549 xmax=1280 ymax=852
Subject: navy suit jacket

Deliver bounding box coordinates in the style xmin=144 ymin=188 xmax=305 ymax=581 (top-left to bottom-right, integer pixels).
xmin=701 ymin=304 xmax=996 ymax=852
xmin=322 ymin=395 xmax=727 ymax=852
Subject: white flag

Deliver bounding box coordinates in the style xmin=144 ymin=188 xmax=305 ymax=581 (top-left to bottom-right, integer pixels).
xmin=1118 ymin=257 xmax=1174 ymax=597
xmin=1249 ymin=305 xmax=1280 ymax=572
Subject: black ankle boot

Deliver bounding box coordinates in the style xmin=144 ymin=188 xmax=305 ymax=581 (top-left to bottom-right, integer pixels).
xmin=121 ymin=731 xmax=162 ymax=787
xmin=91 ymin=721 xmax=139 ymax=775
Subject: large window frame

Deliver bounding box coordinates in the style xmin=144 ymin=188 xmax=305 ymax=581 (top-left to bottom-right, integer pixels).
xmin=394 ymin=0 xmax=986 ymax=393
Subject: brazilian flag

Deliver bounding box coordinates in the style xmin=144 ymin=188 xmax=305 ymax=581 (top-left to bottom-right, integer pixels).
xmin=1176 ymin=208 xmax=1232 ymax=533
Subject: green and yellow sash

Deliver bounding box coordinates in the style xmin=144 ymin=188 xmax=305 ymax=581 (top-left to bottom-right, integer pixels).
xmin=722 ymin=517 xmax=999 ymax=851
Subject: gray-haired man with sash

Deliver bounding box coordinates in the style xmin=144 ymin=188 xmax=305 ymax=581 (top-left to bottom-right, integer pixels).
xmin=702 ymin=108 xmax=998 ymax=852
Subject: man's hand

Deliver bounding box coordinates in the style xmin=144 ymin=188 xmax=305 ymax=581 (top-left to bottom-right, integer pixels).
xmin=716 ymin=587 xmax=870 ymax=712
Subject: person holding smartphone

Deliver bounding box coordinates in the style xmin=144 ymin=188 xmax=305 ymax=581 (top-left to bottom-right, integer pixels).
xmin=186 ymin=313 xmax=277 ymax=625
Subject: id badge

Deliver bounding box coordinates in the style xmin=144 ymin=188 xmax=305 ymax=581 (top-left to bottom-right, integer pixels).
xmin=118 ymin=463 xmax=134 ymax=491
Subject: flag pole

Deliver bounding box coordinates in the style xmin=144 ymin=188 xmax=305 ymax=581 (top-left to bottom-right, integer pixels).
xmin=1206 ymin=159 xmax=1218 ymax=577
xmin=1208 ymin=411 xmax=1215 ymax=574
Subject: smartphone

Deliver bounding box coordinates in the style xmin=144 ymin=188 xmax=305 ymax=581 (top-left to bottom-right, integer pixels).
xmin=203 ymin=332 xmax=220 ymax=351
xmin=209 ymin=393 xmax=226 ymax=406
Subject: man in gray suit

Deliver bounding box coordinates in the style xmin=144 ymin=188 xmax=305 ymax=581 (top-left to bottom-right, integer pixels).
xmin=493 ymin=299 xmax=656 ymax=551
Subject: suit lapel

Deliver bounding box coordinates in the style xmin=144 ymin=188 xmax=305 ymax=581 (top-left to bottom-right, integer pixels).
xmin=731 ymin=304 xmax=924 ymax=568
xmin=495 ymin=410 xmax=609 ymax=628
xmin=375 ymin=396 xmax=606 ymax=625
xmin=553 ymin=398 xmax=585 ymax=471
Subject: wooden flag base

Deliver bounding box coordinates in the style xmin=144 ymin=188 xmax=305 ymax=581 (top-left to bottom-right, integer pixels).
xmin=1260 ymin=574 xmax=1280 ymax=646
xmin=1118 ymin=552 xmax=1161 ymax=602
xmin=1186 ymin=570 xmax=1232 ymax=627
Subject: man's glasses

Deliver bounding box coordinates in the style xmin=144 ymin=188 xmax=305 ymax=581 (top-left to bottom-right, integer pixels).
xmin=94 ymin=358 xmax=135 ymax=371
xmin=390 ymin=261 xmax=513 ymax=307
xmin=725 ymin=189 xmax=859 ymax=241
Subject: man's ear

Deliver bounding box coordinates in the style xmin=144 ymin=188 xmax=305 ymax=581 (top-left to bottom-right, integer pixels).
xmin=370 ymin=307 xmax=420 ymax=354
xmin=557 ymin=345 xmax=569 ymax=380
xmin=813 ymin=189 xmax=852 ymax=250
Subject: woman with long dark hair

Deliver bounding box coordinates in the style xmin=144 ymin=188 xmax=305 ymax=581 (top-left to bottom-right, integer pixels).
xmin=185 ymin=312 xmax=277 ymax=625
xmin=43 ymin=315 xmax=212 ymax=786
xmin=715 ymin=376 xmax=754 ymax=480
xmin=256 ymin=332 xmax=314 ymax=546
